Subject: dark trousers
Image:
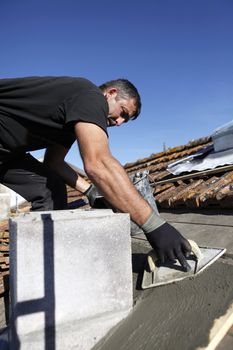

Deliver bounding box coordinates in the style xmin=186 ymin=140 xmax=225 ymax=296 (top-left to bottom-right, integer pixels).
xmin=0 ymin=153 xmax=67 ymax=211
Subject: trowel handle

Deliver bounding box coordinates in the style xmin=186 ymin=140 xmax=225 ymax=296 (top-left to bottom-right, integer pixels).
xmin=147 ymin=251 xmax=159 ymax=272
xmin=147 ymin=239 xmax=202 ymax=272
xmin=188 ymin=240 xmax=202 ymax=260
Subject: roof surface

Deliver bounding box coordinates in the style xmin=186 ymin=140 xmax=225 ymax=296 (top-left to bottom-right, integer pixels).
xmin=124 ymin=136 xmax=233 ymax=209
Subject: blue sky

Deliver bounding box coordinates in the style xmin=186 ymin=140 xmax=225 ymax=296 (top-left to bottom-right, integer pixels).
xmin=0 ymin=0 xmax=232 ymax=168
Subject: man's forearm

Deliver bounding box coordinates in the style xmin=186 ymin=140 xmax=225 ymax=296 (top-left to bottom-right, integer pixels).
xmin=85 ymin=155 xmax=153 ymax=226
xmin=43 ymin=144 xmax=90 ymax=193
xmin=46 ymin=160 xmax=90 ymax=193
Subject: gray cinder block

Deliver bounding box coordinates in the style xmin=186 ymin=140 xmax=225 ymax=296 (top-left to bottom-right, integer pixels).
xmin=9 ymin=209 xmax=132 ymax=350
xmin=0 ymin=184 xmax=11 ymax=220
xmin=0 ymin=193 xmax=11 ymax=220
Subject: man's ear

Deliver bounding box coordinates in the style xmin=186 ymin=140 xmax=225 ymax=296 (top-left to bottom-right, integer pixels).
xmin=104 ymin=87 xmax=118 ymax=100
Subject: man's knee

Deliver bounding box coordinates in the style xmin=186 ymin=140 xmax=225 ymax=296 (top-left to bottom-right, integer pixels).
xmin=0 ymin=154 xmax=68 ymax=211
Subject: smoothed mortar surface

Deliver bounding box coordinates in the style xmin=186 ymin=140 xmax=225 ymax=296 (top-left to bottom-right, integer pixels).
xmin=94 ymin=242 xmax=233 ymax=350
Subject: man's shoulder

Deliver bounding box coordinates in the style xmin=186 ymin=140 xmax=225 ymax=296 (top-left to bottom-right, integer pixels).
xmin=66 ymin=77 xmax=100 ymax=90
xmin=45 ymin=77 xmax=102 ymax=97
xmin=0 ymin=76 xmax=99 ymax=91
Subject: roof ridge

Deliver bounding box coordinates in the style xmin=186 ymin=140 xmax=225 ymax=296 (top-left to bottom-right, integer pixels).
xmin=125 ymin=136 xmax=212 ymax=169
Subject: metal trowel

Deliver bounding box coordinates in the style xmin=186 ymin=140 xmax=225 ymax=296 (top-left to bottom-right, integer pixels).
xmin=142 ymin=240 xmax=226 ymax=289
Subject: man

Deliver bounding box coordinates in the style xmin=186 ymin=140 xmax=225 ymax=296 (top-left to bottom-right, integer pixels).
xmin=0 ymin=76 xmax=191 ymax=270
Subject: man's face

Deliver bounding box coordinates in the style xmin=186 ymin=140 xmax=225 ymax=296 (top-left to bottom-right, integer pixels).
xmin=104 ymin=88 xmax=136 ymax=127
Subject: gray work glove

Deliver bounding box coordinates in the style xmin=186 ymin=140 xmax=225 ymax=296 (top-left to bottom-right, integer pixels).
xmin=84 ymin=184 xmax=111 ymax=209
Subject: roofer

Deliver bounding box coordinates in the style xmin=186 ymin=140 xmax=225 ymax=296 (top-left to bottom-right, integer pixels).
xmin=0 ymin=76 xmax=191 ymax=270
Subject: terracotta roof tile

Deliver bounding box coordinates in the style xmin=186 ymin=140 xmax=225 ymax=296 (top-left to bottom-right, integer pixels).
xmin=0 ymin=229 xmax=9 ymax=296
xmin=124 ymin=136 xmax=233 ymax=209
xmin=167 ymin=179 xmax=204 ymax=207
xmin=153 ymin=182 xmax=174 ymax=196
xmin=149 ymin=170 xmax=171 ymax=182
xmin=182 ymin=177 xmax=219 ymax=208
xmin=125 ymin=137 xmax=212 ymax=169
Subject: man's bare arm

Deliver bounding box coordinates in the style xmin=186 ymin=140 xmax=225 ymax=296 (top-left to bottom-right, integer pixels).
xmin=75 ymin=122 xmax=192 ymax=270
xmin=75 ymin=122 xmax=152 ymax=226
xmin=43 ymin=144 xmax=90 ymax=193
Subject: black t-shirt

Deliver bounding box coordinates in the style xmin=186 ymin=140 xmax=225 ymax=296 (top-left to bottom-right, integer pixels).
xmin=0 ymin=76 xmax=109 ymax=163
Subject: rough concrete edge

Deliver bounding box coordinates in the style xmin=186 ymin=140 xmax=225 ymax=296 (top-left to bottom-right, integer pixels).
xmin=92 ymin=303 xmax=138 ymax=350
xmin=197 ymin=301 xmax=233 ymax=350
xmin=9 ymin=210 xmax=127 ymax=224
xmin=15 ymin=308 xmax=132 ymax=350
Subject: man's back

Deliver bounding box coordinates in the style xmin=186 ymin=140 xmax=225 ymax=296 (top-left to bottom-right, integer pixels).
xmin=0 ymin=76 xmax=108 ymax=158
xmin=0 ymin=76 xmax=100 ymax=123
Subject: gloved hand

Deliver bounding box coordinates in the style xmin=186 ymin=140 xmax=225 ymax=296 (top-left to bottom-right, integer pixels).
xmin=84 ymin=184 xmax=111 ymax=209
xmin=145 ymin=222 xmax=192 ymax=271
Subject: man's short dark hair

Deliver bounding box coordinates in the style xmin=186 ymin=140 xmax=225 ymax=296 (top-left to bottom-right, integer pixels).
xmin=99 ymin=79 xmax=141 ymax=119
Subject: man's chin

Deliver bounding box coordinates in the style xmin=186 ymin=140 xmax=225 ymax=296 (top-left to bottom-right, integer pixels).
xmin=107 ymin=117 xmax=117 ymax=127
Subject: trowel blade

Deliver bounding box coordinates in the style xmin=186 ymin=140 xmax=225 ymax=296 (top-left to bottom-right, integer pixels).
xmin=142 ymin=246 xmax=226 ymax=289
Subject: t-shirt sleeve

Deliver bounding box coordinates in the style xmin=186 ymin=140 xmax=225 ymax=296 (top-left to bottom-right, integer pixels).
xmin=63 ymin=91 xmax=109 ymax=136
xmin=58 ymin=129 xmax=76 ymax=149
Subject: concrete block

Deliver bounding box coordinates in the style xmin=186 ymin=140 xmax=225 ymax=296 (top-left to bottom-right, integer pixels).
xmin=9 ymin=209 xmax=132 ymax=350
xmin=0 ymin=183 xmax=26 ymax=209
xmin=0 ymin=186 xmax=11 ymax=220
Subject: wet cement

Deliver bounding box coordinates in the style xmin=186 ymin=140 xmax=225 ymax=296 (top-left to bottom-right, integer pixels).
xmin=94 ymin=241 xmax=233 ymax=350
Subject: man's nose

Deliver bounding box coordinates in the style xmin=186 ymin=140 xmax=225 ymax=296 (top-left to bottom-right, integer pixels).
xmin=116 ymin=117 xmax=125 ymax=126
